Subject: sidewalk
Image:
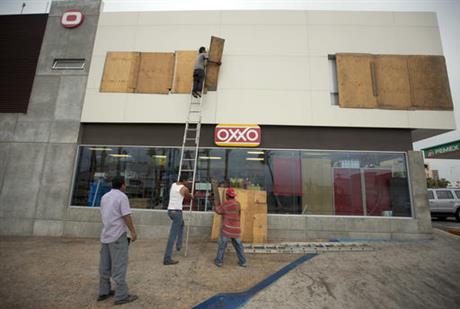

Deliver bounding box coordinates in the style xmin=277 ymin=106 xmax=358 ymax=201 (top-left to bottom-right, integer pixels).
xmin=0 ymin=230 xmax=459 ymax=309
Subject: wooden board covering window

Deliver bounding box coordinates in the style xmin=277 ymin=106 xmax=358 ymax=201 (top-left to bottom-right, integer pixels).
xmin=135 ymin=52 xmax=174 ymax=94
xmin=374 ymin=55 xmax=412 ymax=109
xmin=336 ymin=53 xmax=453 ymax=111
xmin=171 ymin=50 xmax=197 ymax=93
xmin=301 ymin=158 xmax=333 ymax=215
xmin=205 ymin=36 xmax=225 ymax=91
xmin=336 ymin=53 xmax=378 ymax=108
xmin=100 ymin=52 xmax=140 ymax=93
xmin=408 ymin=55 xmax=453 ymax=110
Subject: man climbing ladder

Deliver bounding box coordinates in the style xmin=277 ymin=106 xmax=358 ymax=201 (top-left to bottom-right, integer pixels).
xmin=192 ymin=46 xmax=221 ymax=98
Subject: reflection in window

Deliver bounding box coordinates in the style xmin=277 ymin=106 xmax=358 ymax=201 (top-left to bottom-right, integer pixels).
xmin=71 ymin=146 xmax=412 ymax=217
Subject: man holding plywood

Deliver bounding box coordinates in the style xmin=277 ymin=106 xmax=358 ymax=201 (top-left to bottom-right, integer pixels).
xmin=214 ymin=187 xmax=247 ymax=268
xmin=192 ymin=46 xmax=222 ymax=98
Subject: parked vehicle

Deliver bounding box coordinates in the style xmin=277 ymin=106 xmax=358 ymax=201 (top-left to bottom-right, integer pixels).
xmin=427 ymin=188 xmax=460 ymax=221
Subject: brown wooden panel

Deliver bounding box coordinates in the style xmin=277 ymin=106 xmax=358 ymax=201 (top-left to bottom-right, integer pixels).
xmin=205 ymin=36 xmax=225 ymax=91
xmin=211 ymin=188 xmax=226 ymax=241
xmin=136 ymin=52 xmax=174 ymax=94
xmin=172 ymin=50 xmax=197 ymax=93
xmin=336 ymin=53 xmax=377 ymax=108
xmin=253 ymin=213 xmax=267 ymax=243
xmin=375 ymin=55 xmax=412 ymax=109
xmin=301 ymin=158 xmax=333 ymax=215
xmin=408 ymin=55 xmax=453 ymax=110
xmin=211 ymin=188 xmax=267 ymax=243
xmin=211 ymin=213 xmax=222 ymax=241
xmin=100 ymin=52 xmax=140 ymax=93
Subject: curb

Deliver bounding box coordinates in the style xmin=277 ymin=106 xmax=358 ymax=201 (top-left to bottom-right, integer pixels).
xmin=433 ymin=228 xmax=460 ymax=239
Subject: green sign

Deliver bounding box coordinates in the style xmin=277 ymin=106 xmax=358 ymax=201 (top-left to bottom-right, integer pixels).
xmin=423 ymin=140 xmax=460 ymax=158
xmin=195 ymin=182 xmax=212 ymax=191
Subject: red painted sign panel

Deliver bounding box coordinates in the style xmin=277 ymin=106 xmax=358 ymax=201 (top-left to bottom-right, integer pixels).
xmin=214 ymin=124 xmax=261 ymax=147
xmin=61 ymin=9 xmax=84 ymax=28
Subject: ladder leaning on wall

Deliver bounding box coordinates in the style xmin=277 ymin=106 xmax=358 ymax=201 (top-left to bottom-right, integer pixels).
xmin=177 ymin=81 xmax=206 ymax=257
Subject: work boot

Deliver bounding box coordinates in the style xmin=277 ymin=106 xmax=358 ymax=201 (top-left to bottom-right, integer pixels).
xmin=114 ymin=294 xmax=138 ymax=305
xmin=97 ymin=290 xmax=115 ymax=301
xmin=163 ymin=259 xmax=179 ymax=265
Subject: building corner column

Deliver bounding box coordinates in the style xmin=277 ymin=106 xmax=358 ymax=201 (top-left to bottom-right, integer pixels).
xmin=407 ymin=151 xmax=433 ymax=235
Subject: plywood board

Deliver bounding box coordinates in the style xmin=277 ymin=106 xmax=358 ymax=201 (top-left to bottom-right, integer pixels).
xmin=253 ymin=213 xmax=268 ymax=244
xmin=408 ymin=55 xmax=453 ymax=110
xmin=100 ymin=52 xmax=140 ymax=93
xmin=301 ymin=158 xmax=333 ymax=215
xmin=211 ymin=213 xmax=222 ymax=240
xmin=375 ymin=55 xmax=412 ymax=109
xmin=172 ymin=50 xmax=197 ymax=93
xmin=211 ymin=188 xmax=267 ymax=243
xmin=239 ymin=189 xmax=254 ymax=242
xmin=135 ymin=52 xmax=174 ymax=94
xmin=336 ymin=53 xmax=378 ymax=108
xmin=205 ymin=36 xmax=225 ymax=91
xmin=211 ymin=187 xmax=225 ymax=241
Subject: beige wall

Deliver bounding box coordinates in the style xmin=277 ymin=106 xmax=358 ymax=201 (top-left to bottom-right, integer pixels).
xmin=81 ymin=10 xmax=455 ymax=130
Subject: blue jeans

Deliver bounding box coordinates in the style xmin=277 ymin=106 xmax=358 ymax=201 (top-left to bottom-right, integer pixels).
xmin=215 ymin=234 xmax=246 ymax=266
xmin=99 ymin=233 xmax=129 ymax=301
xmin=164 ymin=210 xmax=184 ymax=262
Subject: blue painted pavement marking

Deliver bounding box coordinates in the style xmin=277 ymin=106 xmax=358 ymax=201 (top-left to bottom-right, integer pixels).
xmin=193 ymin=253 xmax=317 ymax=309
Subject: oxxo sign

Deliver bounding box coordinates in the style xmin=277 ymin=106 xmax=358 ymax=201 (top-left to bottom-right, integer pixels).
xmin=61 ymin=9 xmax=84 ymax=28
xmin=214 ymin=124 xmax=261 ymax=147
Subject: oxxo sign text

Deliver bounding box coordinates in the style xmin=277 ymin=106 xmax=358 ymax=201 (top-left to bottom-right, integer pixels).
xmin=214 ymin=124 xmax=261 ymax=147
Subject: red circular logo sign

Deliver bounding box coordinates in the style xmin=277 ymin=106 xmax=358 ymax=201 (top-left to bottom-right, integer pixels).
xmin=61 ymin=9 xmax=84 ymax=28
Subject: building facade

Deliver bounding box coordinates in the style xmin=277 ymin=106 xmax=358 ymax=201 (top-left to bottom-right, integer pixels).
xmin=0 ymin=0 xmax=456 ymax=240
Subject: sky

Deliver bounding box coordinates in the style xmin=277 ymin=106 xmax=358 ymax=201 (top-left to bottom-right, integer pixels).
xmin=1 ymin=0 xmax=459 ymax=182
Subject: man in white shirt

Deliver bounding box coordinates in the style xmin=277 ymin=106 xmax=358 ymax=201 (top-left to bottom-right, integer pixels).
xmin=98 ymin=176 xmax=138 ymax=305
xmin=163 ymin=178 xmax=192 ymax=265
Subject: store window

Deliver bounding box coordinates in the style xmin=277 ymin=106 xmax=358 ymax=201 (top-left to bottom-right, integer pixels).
xmin=71 ymin=146 xmax=412 ymax=217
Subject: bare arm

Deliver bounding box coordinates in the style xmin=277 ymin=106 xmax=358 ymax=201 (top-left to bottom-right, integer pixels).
xmin=123 ymin=214 xmax=137 ymax=242
xmin=180 ymin=186 xmax=192 ymax=199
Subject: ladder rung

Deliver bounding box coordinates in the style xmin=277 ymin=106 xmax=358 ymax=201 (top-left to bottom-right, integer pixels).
xmin=183 ymin=158 xmax=195 ymax=161
xmin=181 ymin=169 xmax=194 ymax=172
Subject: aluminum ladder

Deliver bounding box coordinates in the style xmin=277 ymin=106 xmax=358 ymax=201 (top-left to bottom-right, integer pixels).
xmin=179 ymin=86 xmax=205 ymax=257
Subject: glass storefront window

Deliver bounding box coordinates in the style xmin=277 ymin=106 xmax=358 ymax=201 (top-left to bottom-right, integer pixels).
xmin=71 ymin=146 xmax=412 ymax=217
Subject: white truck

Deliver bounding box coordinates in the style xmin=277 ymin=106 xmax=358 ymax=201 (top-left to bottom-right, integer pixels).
xmin=427 ymin=188 xmax=460 ymax=221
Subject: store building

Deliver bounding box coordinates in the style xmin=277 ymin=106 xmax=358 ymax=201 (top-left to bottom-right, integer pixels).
xmin=0 ymin=0 xmax=456 ymax=240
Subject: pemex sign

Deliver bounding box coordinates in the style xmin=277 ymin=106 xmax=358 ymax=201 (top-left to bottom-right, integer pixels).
xmin=423 ymin=140 xmax=460 ymax=159
xmin=214 ymin=124 xmax=261 ymax=147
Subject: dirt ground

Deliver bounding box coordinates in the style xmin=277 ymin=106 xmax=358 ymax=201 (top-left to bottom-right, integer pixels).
xmin=0 ymin=230 xmax=459 ymax=309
